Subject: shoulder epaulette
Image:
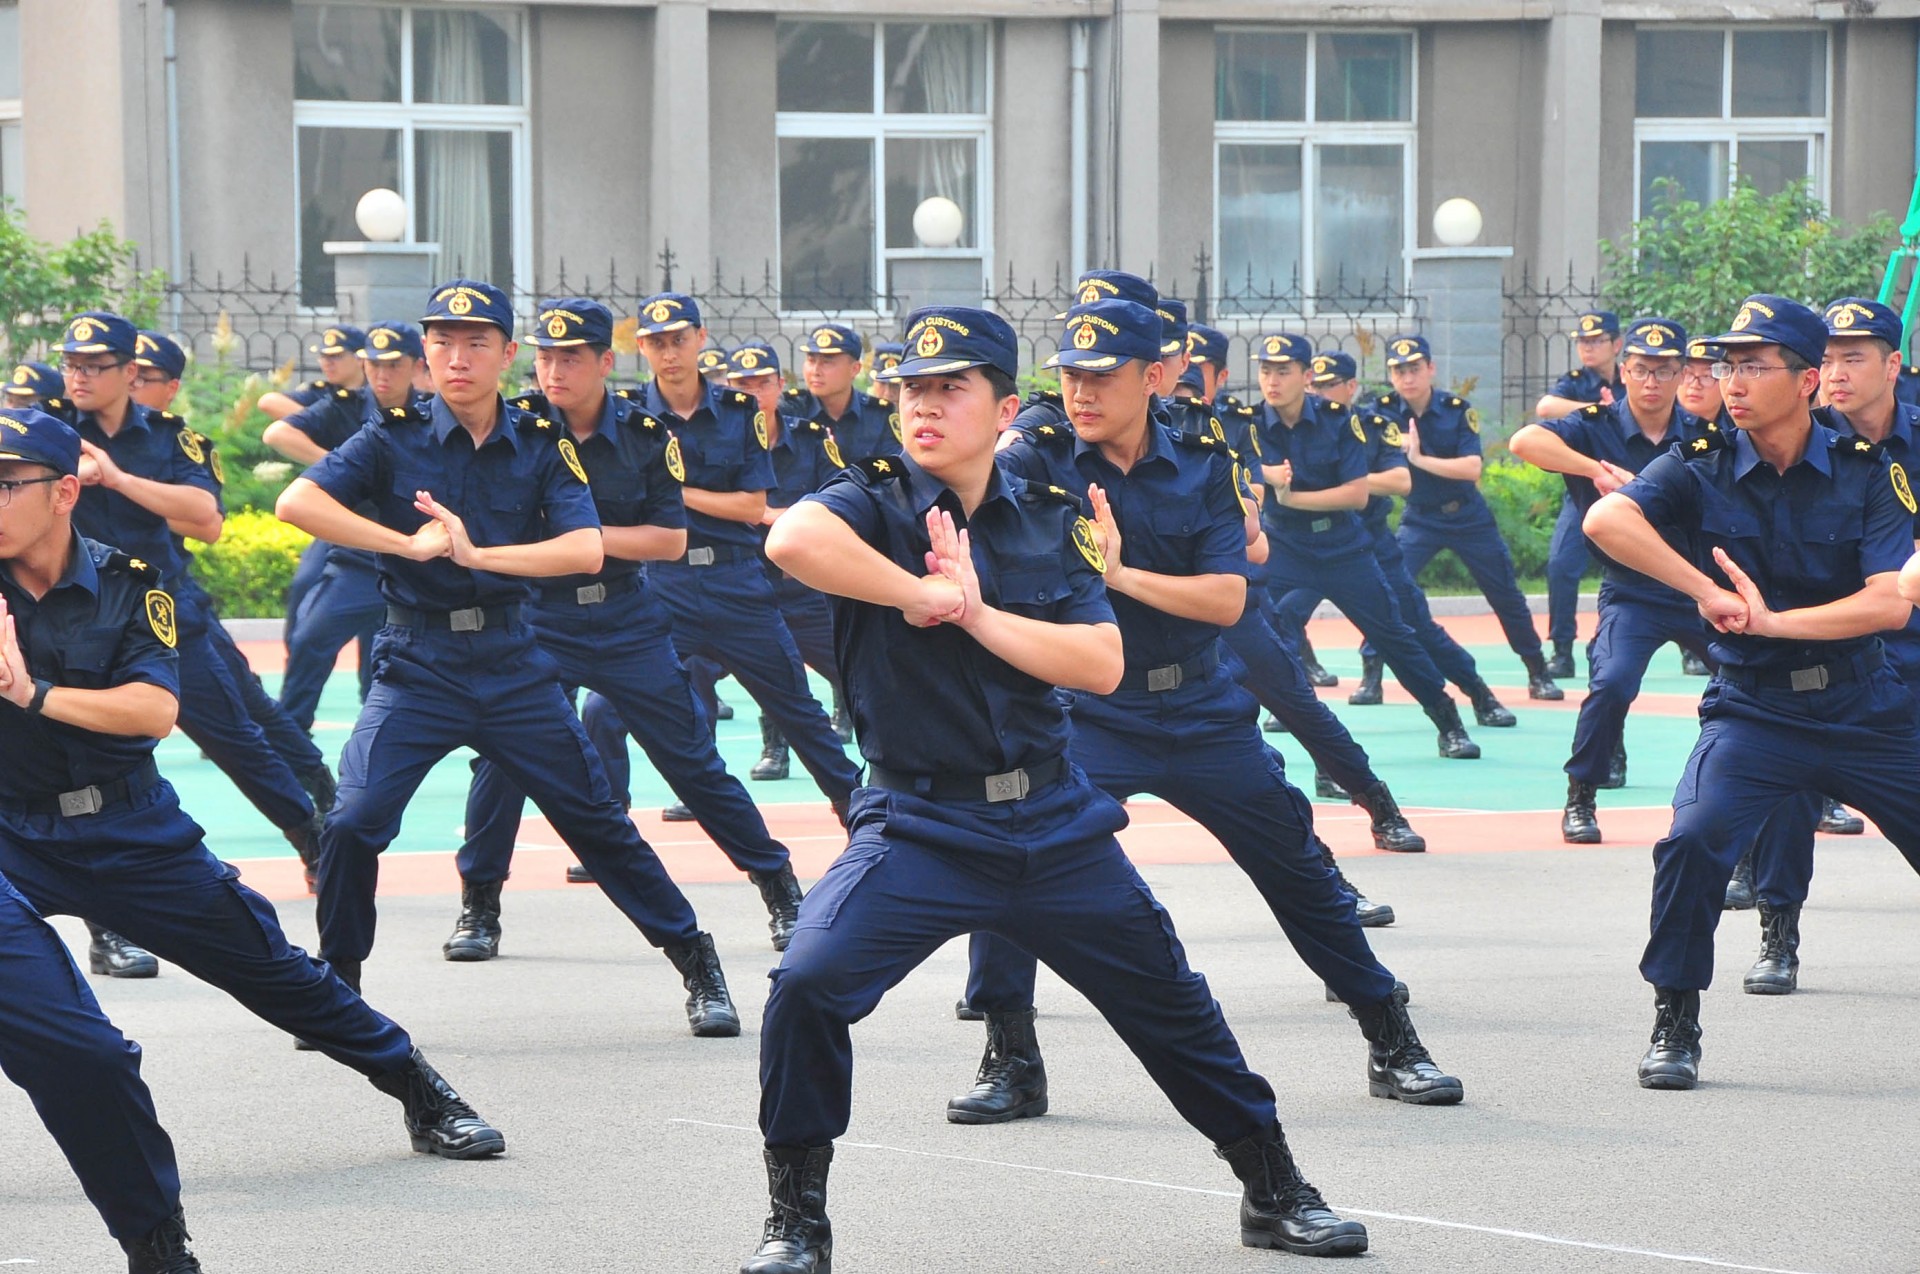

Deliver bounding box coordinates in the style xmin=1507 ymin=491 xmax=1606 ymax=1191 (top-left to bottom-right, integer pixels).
xmin=1682 ymin=430 xmax=1731 ymax=460
xmin=307 ymin=378 xmax=329 ymax=392
xmin=783 ymin=387 xmax=804 ymax=399
xmin=1027 ymin=388 xmax=1063 ymax=405
xmin=1233 ymin=404 xmax=1255 ymax=418
xmin=1581 ymin=403 xmax=1605 ymax=419
xmin=804 ymin=420 xmax=828 ymax=435
xmin=635 ymin=413 xmax=661 ymax=432
xmin=1445 ymin=395 xmax=1465 ymax=409
xmin=1839 ymin=434 xmax=1884 ymax=460
xmin=510 ymin=391 xmax=551 ymax=415
xmin=385 ymin=403 xmax=429 ymax=425
xmin=613 ymin=387 xmax=636 ymax=401
xmin=1376 ymin=392 xmax=1396 ymax=407
xmin=515 ymin=408 xmax=557 ymax=433
xmin=1322 ymin=400 xmax=1349 ymax=415
xmin=1172 ymin=430 xmax=1221 ymax=451
xmin=103 ymin=550 xmax=160 ymax=584
xmin=727 ymin=389 xmax=754 ymax=407
xmin=1028 ymin=422 xmax=1074 ymax=446
xmin=856 ymin=455 xmax=903 ymax=483
xmin=1024 ymin=482 xmax=1084 ymax=509
xmin=334 ymin=386 xmax=356 ymax=402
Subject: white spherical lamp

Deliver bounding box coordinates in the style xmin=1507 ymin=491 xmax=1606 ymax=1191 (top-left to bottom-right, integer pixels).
xmin=1432 ymin=197 xmax=1484 ymax=248
xmin=912 ymin=196 xmax=965 ymax=249
xmin=355 ymin=188 xmax=409 ymax=244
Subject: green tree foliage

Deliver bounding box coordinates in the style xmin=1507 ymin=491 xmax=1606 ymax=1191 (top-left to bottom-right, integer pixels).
xmin=187 ymin=509 xmax=312 ymax=619
xmin=1600 ymin=178 xmax=1894 ymax=336
xmin=0 ymin=208 xmax=167 ymax=362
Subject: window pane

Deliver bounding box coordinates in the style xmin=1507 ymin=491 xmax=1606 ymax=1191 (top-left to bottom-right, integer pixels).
xmin=1216 ymin=30 xmax=1307 ymax=122
xmin=1737 ymin=138 xmax=1810 ymax=197
xmin=885 ymin=138 xmax=978 ymax=249
xmin=883 ymin=24 xmax=986 ymax=114
xmin=0 ymin=5 xmax=20 ymax=101
xmin=298 ymin=126 xmax=402 ymax=307
xmin=1219 ymin=143 xmax=1303 ymax=304
xmin=1635 ymin=29 xmax=1723 ymax=117
xmin=294 ymin=4 xmax=401 ymax=103
xmin=780 ymin=137 xmax=875 ymax=307
xmin=0 ymin=121 xmax=22 ymax=209
xmin=777 ymin=21 xmax=874 ymax=113
xmin=1732 ymin=30 xmax=1824 ymax=118
xmin=1315 ymin=34 xmax=1410 ymax=123
xmin=414 ymin=9 xmax=522 ymax=106
xmin=1315 ymin=144 xmax=1404 ymax=297
xmin=1639 ymin=139 xmax=1728 ymax=213
xmin=416 ymin=130 xmax=515 ymax=293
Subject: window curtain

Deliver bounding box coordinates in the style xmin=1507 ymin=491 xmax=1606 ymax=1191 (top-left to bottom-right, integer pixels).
xmin=417 ymin=15 xmax=492 ymax=281
xmin=891 ymin=27 xmax=974 ymax=246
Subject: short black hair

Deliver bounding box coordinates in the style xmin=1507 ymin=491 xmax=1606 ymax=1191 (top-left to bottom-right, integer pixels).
xmin=1779 ymin=348 xmax=1819 ymax=402
xmin=981 ymin=365 xmax=1017 ymax=402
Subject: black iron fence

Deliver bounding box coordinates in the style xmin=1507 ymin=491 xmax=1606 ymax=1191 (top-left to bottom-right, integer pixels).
xmin=161 ymin=257 xmax=361 ymax=374
xmin=1501 ymin=264 xmax=1603 ymax=413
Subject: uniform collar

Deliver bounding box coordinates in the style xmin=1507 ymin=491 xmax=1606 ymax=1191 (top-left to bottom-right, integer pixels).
xmin=429 ymin=394 xmax=520 ymax=452
xmin=1071 ymin=417 xmax=1175 ymax=473
xmin=81 ymin=401 xmax=154 ymax=436
xmin=899 ymin=450 xmax=1016 ymax=517
xmin=1613 ymin=399 xmax=1688 ymax=446
xmin=1730 ymin=419 xmax=1833 ymax=479
xmin=0 ymin=529 xmax=99 ymax=601
xmin=640 ymin=377 xmax=717 ymax=425
xmin=1824 ymin=399 xmax=1920 ymax=452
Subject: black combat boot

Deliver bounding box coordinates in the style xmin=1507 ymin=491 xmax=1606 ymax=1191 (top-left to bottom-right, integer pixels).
xmin=442 ymin=880 xmax=503 ymax=962
xmin=1723 ymin=849 xmax=1755 ymax=910
xmin=300 ymin=762 xmax=338 ymax=824
xmin=1262 ymin=712 xmax=1286 ymax=733
xmin=828 ymin=684 xmax=854 ymax=745
xmin=661 ymin=801 xmax=696 ymax=822
xmin=953 ymin=999 xmax=985 ymax=1022
xmin=1637 ymin=987 xmax=1702 ymax=1090
xmin=1598 ymin=739 xmax=1627 ymax=790
xmin=1524 ymin=653 xmax=1565 ymax=701
xmin=124 ymin=1207 xmax=202 ymax=1274
xmin=1324 ymin=847 xmax=1394 ymax=927
xmin=1464 ymin=675 xmax=1516 ymax=727
xmin=742 ymin=1144 xmax=833 ymax=1274
xmin=282 ymin=820 xmax=320 ymax=894
xmin=1561 ymin=778 xmax=1601 ymax=844
xmin=715 ymin=699 xmax=735 ymax=721
xmin=751 ymin=717 xmax=791 ymax=781
xmin=1545 ymin=642 xmax=1575 ymax=680
xmin=1215 ymin=1122 xmax=1369 ymax=1256
xmin=1744 ymin=901 xmax=1801 ymax=995
xmin=369 ymin=1048 xmax=505 ymax=1158
xmin=1429 ymin=700 xmax=1480 ymax=759
xmin=1817 ymin=797 xmax=1864 ymax=835
xmin=1350 ymin=780 xmax=1425 ymax=852
xmin=1327 ymin=978 xmax=1408 ymax=1005
xmin=1351 ymin=992 xmax=1463 ymax=1104
xmin=566 ymin=861 xmax=596 ymax=883
xmin=1680 ymin=649 xmax=1710 ymax=676
xmin=1313 ymin=772 xmax=1349 ymax=800
xmin=750 ymin=864 xmax=805 ymax=952
xmin=664 ymin=932 xmax=741 ymax=1037
xmin=87 ymin=921 xmax=159 ymax=978
xmin=946 ymin=1008 xmax=1049 ymax=1124
xmin=1297 ymin=637 xmax=1338 ymax=688
xmin=1347 ymin=655 xmax=1383 ymax=705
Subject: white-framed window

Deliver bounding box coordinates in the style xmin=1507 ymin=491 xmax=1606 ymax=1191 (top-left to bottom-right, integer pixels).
xmin=1632 ymin=26 xmax=1829 ymax=218
xmin=1213 ymin=28 xmax=1416 ymax=314
xmin=292 ymin=3 xmax=530 ymax=309
xmin=774 ymin=20 xmax=992 ymax=313
xmin=0 ymin=2 xmax=22 ymax=208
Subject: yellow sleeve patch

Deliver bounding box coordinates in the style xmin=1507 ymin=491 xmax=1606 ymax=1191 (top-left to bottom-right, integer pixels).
xmin=144 ymin=589 xmax=177 ymax=648
xmin=664 ymin=435 xmax=686 ymax=482
xmin=177 ymin=430 xmax=204 ymax=464
xmin=823 ymin=434 xmax=845 ymax=469
xmin=1072 ymin=516 xmax=1107 ymax=574
xmin=753 ymin=411 xmax=770 ymax=450
xmin=557 ymin=436 xmax=589 ymax=485
xmin=1892 ymin=461 xmax=1917 ymax=514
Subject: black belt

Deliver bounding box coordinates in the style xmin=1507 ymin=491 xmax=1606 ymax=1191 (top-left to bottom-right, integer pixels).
xmin=1116 ymin=648 xmax=1219 ymax=694
xmin=385 ymin=602 xmax=521 ymax=633
xmin=2 ymin=758 xmax=161 ymax=817
xmin=1433 ymin=499 xmax=1465 ymax=515
xmin=536 ymin=573 xmax=642 ymax=606
xmin=670 ymin=544 xmax=759 ymax=567
xmin=867 ymin=754 xmax=1068 ymax=804
xmin=1722 ymin=647 xmax=1884 ymax=693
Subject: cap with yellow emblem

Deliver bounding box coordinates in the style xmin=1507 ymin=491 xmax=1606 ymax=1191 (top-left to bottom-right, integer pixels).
xmin=1621 ymin=317 xmax=1686 ymax=359
xmin=59 ymin=311 xmax=137 ymax=358
xmin=635 ymin=292 xmax=701 ymax=335
xmin=1384 ymin=335 xmax=1431 ymax=368
xmin=876 ymin=307 xmax=1018 ymax=381
xmin=134 ymin=332 xmax=188 ymax=380
xmin=0 ymin=406 xmax=81 ymax=475
xmin=359 ymin=321 xmax=425 ymax=362
xmin=1045 ymin=300 xmax=1162 ymax=371
xmin=1709 ymin=295 xmax=1826 ymax=367
xmin=5 ymin=362 xmax=64 ymax=402
xmin=726 ymin=341 xmax=783 ymax=380
xmin=421 ymin=280 xmax=514 ymax=336
xmin=696 ymin=348 xmax=729 ymax=377
xmin=1254 ymin=333 xmax=1314 ymax=365
xmin=309 ymin=325 xmax=368 ymax=357
xmin=1570 ymin=311 xmax=1620 ymax=340
xmin=870 ymin=342 xmax=905 ymax=377
xmin=1310 ymin=351 xmax=1358 ymax=385
xmin=527 ymin=298 xmax=613 ymax=349
xmin=1822 ymin=297 xmax=1903 ymax=349
xmin=799 ymin=323 xmax=863 ymax=360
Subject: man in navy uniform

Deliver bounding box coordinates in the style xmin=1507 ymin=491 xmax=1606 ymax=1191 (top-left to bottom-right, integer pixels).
xmin=745 ymin=305 xmax=1369 ymax=1272
xmin=1378 ymin=334 xmax=1564 ymax=700
xmin=785 ymin=322 xmax=900 ymax=463
xmin=5 ymin=360 xmax=64 ymax=406
xmin=448 ymin=300 xmax=804 ymax=959
xmin=276 ymin=280 xmax=742 ymax=1036
xmin=257 ymin=324 xmax=368 ymax=420
xmin=697 ymin=346 xmax=732 ymax=387
xmin=1585 ymin=295 xmax=1920 ymax=1089
xmin=0 ymin=404 xmax=503 ymax=1214
xmin=1510 ymin=318 xmax=1719 ymax=843
xmin=868 ymin=341 xmax=904 ymax=405
xmin=1534 ymin=310 xmax=1625 ymax=677
xmin=946 ymin=298 xmax=1460 ymax=1131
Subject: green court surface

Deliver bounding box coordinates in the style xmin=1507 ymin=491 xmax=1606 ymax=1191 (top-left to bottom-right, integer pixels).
xmin=164 ymin=636 xmax=1711 ymax=862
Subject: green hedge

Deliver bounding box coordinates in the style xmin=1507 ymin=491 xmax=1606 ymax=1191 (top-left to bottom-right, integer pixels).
xmin=187 ymin=509 xmax=312 ymax=619
xmin=1405 ymin=458 xmax=1566 ymax=592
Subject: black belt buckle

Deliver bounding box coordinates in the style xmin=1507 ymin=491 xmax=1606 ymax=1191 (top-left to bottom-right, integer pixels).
xmin=984 ymin=769 xmax=1031 ymax=803
xmin=686 ymin=547 xmax=716 ymax=567
xmin=1146 ymin=663 xmax=1184 ymax=692
xmin=1309 ymin=517 xmax=1332 ymax=533
xmin=1440 ymin=500 xmax=1463 ymax=514
xmin=58 ymin=786 xmax=104 ymax=817
xmin=575 ymin=583 xmax=608 ymax=605
xmin=1789 ymin=665 xmax=1830 ymax=692
xmin=449 ymin=606 xmax=485 ymax=633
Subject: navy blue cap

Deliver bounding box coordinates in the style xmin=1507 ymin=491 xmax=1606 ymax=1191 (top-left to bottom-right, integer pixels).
xmin=1385 ymin=334 xmax=1432 ymax=368
xmin=727 ymin=341 xmax=783 ymax=379
xmin=1047 ymin=300 xmax=1164 ymax=371
xmin=1185 ymin=324 xmax=1227 ymax=366
xmin=1310 ymin=351 xmax=1358 ymax=385
xmin=309 ymin=324 xmax=368 ymax=356
xmin=421 ymin=280 xmax=514 ymax=336
xmin=133 ymin=332 xmax=187 ymax=379
xmin=4 ymin=361 xmax=62 ymax=401
xmin=1176 ymin=363 xmax=1205 ymax=393
xmin=877 ymin=307 xmax=1018 ymax=381
xmin=1622 ymin=317 xmax=1687 ymax=359
xmin=529 ymin=298 xmax=614 ymax=348
xmin=1712 ymin=295 xmax=1827 ymax=367
xmin=799 ymin=323 xmax=863 ymax=359
xmin=59 ymin=311 xmax=137 ymax=358
xmin=1686 ymin=337 xmax=1721 ymax=361
xmin=1571 ymin=311 xmax=1621 ymax=339
xmin=1254 ymin=333 xmax=1314 ymax=365
xmin=0 ymin=407 xmax=82 ymax=476
xmin=696 ymin=348 xmax=729 ymax=376
xmin=1823 ymin=297 xmax=1904 ymax=349
xmin=636 ymin=293 xmax=701 ymax=335
xmin=361 ymin=321 xmax=425 ymax=362
xmin=1058 ymin=270 xmax=1158 ymax=318
xmin=1155 ymin=298 xmax=1189 ymax=357
xmin=871 ymin=342 xmax=904 ymax=375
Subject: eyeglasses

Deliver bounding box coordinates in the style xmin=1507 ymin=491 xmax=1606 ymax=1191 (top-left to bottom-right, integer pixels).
xmin=0 ymin=476 xmax=61 ymax=506
xmin=1679 ymin=366 xmax=1717 ymax=383
xmin=59 ymin=358 xmax=128 ymax=379
xmin=1621 ymin=366 xmax=1680 ymax=384
xmin=132 ymin=372 xmax=175 ymax=388
xmin=1710 ymin=361 xmax=1793 ymax=383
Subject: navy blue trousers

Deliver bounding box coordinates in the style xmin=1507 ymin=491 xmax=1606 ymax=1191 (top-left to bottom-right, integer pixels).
xmin=1395 ymin=503 xmax=1544 ymax=661
xmin=1218 ymin=599 xmax=1377 ymax=793
xmin=282 ymin=538 xmax=329 ymax=651
xmin=456 ymin=588 xmax=790 ymax=883
xmin=316 ymin=620 xmax=702 ymax=965
xmin=205 ymin=619 xmax=325 ymax=778
xmin=759 ymin=768 xmax=1279 ymax=1149
xmin=0 ymin=869 xmax=180 ymax=1243
xmin=174 ymin=616 xmax=315 ymax=832
xmin=1545 ymin=495 xmax=1590 ymax=651
xmin=647 ymin=560 xmax=859 ymax=802
xmin=1565 ymin=589 xmax=1713 ymax=785
xmin=1641 ymin=664 xmax=1920 ymax=989
xmin=685 ymin=570 xmax=842 ymax=724
xmin=963 ymin=669 xmax=1396 ymax=1014
xmin=279 ymin=559 xmax=382 ymax=733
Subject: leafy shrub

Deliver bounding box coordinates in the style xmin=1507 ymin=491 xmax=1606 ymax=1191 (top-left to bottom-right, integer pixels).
xmin=0 ymin=208 xmax=167 ymax=362
xmin=187 ymin=509 xmax=311 ymax=618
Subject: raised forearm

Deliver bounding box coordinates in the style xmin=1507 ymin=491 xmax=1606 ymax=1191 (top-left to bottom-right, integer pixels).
xmin=1509 ymin=424 xmax=1602 ymax=479
xmin=684 ymin=487 xmax=768 ymax=524
xmin=1535 ymin=394 xmax=1587 ymax=419
xmin=1584 ymin=494 xmax=1719 ymax=603
xmin=766 ymin=502 xmax=926 ymax=609
xmin=38 ymin=682 xmax=178 ymax=738
xmin=1409 ymin=452 xmax=1483 ymax=481
xmin=964 ymin=611 xmax=1123 ymax=694
xmin=1277 ymin=478 xmax=1368 ymax=512
xmin=277 ymin=478 xmax=420 ymax=555
xmin=1108 ymin=567 xmax=1246 ymax=626
xmin=465 ymin=527 xmax=603 ymax=578
xmin=601 ymin=524 xmax=687 ymax=563
xmin=262 ymin=421 xmax=330 ymax=465
xmin=111 ymin=473 xmax=219 ymax=527
xmin=1367 ymin=468 xmax=1411 ymax=497
xmin=1765 ymin=574 xmax=1911 ymax=642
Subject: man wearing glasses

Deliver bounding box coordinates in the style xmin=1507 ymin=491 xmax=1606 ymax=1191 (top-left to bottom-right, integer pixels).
xmin=1510 ymin=318 xmax=1719 ymax=844
xmin=1585 ymin=295 xmax=1920 ymax=1090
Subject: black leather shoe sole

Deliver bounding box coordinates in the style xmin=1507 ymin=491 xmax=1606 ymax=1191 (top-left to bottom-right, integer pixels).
xmin=566 ymin=864 xmax=595 ymax=883
xmin=954 ymin=999 xmax=984 ymax=1021
xmin=690 ymin=1014 xmax=742 ymax=1038
xmin=1638 ymin=1067 xmax=1698 ymax=1090
xmin=946 ymin=1095 xmax=1048 ymax=1124
xmin=1353 ymin=903 xmax=1396 ymax=927
xmin=1743 ymin=969 xmax=1797 ymax=995
xmin=1561 ymin=822 xmax=1602 ymax=845
xmin=1369 ymin=1076 xmax=1464 ymax=1105
xmin=442 ymin=939 xmax=498 ymax=963
xmin=1347 ymin=688 xmax=1382 ymax=706
xmin=411 ymin=1127 xmax=506 ymax=1159
xmin=1473 ymin=705 xmax=1517 ymax=727
xmin=661 ymin=803 xmax=696 ymax=822
xmin=1241 ymin=1222 xmax=1369 ymax=1257
xmin=89 ymin=951 xmax=159 ymax=978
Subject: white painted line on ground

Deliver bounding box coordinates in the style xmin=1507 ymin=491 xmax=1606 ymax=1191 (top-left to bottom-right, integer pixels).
xmin=668 ymin=1118 xmax=1827 ymax=1274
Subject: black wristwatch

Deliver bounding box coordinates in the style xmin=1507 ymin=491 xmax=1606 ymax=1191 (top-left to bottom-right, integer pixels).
xmin=26 ymin=677 xmax=51 ymax=716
